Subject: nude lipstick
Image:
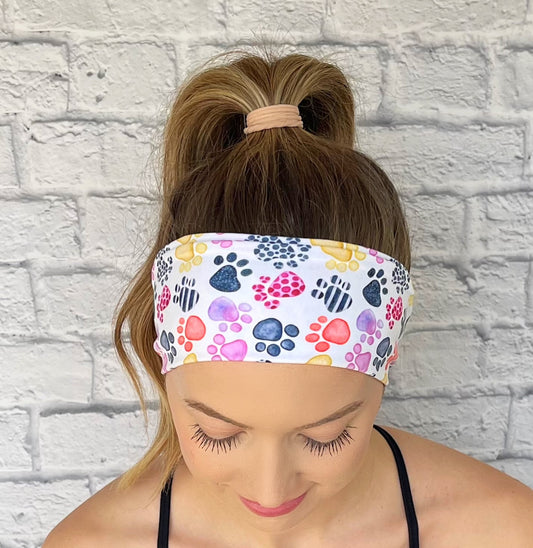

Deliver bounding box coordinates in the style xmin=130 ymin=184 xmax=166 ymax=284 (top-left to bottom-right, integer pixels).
xmin=239 ymin=491 xmax=307 ymax=517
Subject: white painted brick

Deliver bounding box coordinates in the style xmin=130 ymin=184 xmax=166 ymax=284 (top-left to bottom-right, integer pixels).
xmin=483 ymin=328 xmax=533 ymax=385
xmin=69 ymin=41 xmax=176 ymax=113
xmin=511 ymin=394 xmax=533 ymax=450
xmin=0 ymin=199 xmax=79 ymax=260
xmin=0 ymin=478 xmax=89 ymax=537
xmin=0 ymin=411 xmax=31 ymax=470
xmin=39 ymin=271 xmax=124 ymax=333
xmin=40 ymin=410 xmax=156 ymax=468
xmin=498 ymin=50 xmax=533 ymax=110
xmin=335 ymin=46 xmax=383 ymax=116
xmin=93 ymin=342 xmax=155 ymax=401
xmin=12 ymin=0 xmax=225 ymax=34
xmin=0 ymin=125 xmax=17 ymax=188
xmin=324 ymin=0 xmax=527 ymax=34
xmin=404 ymin=194 xmax=465 ymax=256
xmin=470 ymin=192 xmax=533 ymax=255
xmin=411 ymin=260 xmax=528 ymax=323
xmin=0 ymin=267 xmax=35 ymax=332
xmin=226 ymin=0 xmax=323 ymax=39
xmin=491 ymin=459 xmax=533 ymax=490
xmin=84 ymin=196 xmax=156 ymax=260
xmin=358 ymin=126 xmax=524 ymax=193
xmin=378 ymin=394 xmax=509 ymax=460
xmin=391 ymin=329 xmax=482 ymax=391
xmin=29 ymin=121 xmax=155 ymax=190
xmin=468 ymin=261 xmax=529 ymax=322
xmin=395 ymin=46 xmax=488 ymax=109
xmin=0 ymin=42 xmax=68 ymax=114
xmin=0 ymin=343 xmax=92 ymax=404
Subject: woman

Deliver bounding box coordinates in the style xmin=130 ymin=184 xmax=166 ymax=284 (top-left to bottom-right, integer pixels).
xmin=44 ymin=48 xmax=533 ymax=547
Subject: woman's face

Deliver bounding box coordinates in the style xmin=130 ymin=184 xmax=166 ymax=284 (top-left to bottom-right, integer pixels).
xmin=165 ymin=361 xmax=384 ymax=541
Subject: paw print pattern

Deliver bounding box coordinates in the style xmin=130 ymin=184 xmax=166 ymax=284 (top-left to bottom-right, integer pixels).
xmin=156 ymin=285 xmax=171 ymax=323
xmin=356 ymin=309 xmax=384 ymax=346
xmin=246 ymin=234 xmax=312 ymax=269
xmin=209 ymin=252 xmax=253 ymax=292
xmin=210 ymin=234 xmax=235 ymax=249
xmin=311 ymin=275 xmax=353 ymax=313
xmin=390 ymin=258 xmax=411 ymax=294
xmin=305 ymin=315 xmax=351 ymax=352
xmin=368 ymin=249 xmax=385 ymax=265
xmin=252 ymin=271 xmax=305 ymax=310
xmin=345 ymin=343 xmax=372 ymax=372
xmin=154 ymin=246 xmax=174 ymax=285
xmin=174 ymin=235 xmax=208 ymax=273
xmin=373 ymin=337 xmax=393 ymax=372
xmin=311 ymin=239 xmax=367 ymax=272
xmin=208 ymin=296 xmax=253 ymax=332
xmin=207 ymin=333 xmax=248 ymax=361
xmin=172 ymin=276 xmax=200 ymax=312
xmin=252 ymin=318 xmax=299 ymax=357
xmin=175 ymin=316 xmax=206 ymax=353
xmin=385 ymin=297 xmax=403 ymax=329
xmin=157 ymin=329 xmax=178 ymax=366
xmin=362 ymin=268 xmax=388 ymax=307
xmin=398 ymin=308 xmax=410 ymax=339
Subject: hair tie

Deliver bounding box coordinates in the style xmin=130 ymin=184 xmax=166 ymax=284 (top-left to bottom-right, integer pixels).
xmin=244 ymin=104 xmax=304 ymax=135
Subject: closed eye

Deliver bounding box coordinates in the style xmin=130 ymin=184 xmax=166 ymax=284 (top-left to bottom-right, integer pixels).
xmin=189 ymin=424 xmax=356 ymax=457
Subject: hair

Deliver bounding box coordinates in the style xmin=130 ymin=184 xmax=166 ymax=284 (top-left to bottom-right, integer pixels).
xmin=111 ymin=43 xmax=411 ymax=502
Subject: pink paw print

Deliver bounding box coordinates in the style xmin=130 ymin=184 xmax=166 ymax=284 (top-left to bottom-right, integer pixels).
xmin=345 ymin=343 xmax=372 ymax=372
xmin=368 ymin=249 xmax=385 ymax=264
xmin=156 ymin=285 xmax=171 ymax=322
xmin=305 ymin=315 xmax=351 ymax=351
xmin=252 ymin=271 xmax=305 ymax=310
xmin=386 ymin=297 xmax=403 ymax=329
xmin=207 ymin=333 xmax=248 ymax=361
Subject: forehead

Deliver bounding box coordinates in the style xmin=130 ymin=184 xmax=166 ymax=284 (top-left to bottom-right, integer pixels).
xmin=165 ymin=362 xmax=380 ymax=423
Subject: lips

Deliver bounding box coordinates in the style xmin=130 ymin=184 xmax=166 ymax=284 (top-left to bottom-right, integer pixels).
xmin=239 ymin=491 xmax=307 ymax=517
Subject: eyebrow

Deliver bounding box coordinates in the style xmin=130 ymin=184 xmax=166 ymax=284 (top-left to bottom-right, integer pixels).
xmin=183 ymin=398 xmax=364 ymax=431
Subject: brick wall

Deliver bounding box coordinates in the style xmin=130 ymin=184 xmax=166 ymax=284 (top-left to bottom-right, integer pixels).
xmin=1 ymin=1 xmax=532 ymax=546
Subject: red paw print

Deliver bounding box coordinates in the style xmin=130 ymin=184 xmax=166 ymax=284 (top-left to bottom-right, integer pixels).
xmin=385 ymin=296 xmax=403 ymax=329
xmin=157 ymin=285 xmax=171 ymax=322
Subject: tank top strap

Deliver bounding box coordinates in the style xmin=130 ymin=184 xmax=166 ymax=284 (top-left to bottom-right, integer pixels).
xmin=157 ymin=472 xmax=174 ymax=548
xmin=373 ymin=424 xmax=420 ymax=548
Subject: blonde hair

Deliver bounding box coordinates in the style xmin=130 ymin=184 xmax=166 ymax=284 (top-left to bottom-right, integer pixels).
xmin=111 ymin=43 xmax=411 ymax=502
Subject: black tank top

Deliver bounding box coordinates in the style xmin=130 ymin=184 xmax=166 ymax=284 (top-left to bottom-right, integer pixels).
xmin=157 ymin=424 xmax=419 ymax=547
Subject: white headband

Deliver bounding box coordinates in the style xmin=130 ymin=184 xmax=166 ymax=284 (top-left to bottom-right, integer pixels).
xmin=151 ymin=232 xmax=415 ymax=386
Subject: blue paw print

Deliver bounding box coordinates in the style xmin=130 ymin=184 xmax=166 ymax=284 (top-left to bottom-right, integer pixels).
xmin=372 ymin=337 xmax=392 ymax=372
xmin=159 ymin=329 xmax=177 ymax=364
xmin=362 ymin=268 xmax=388 ymax=307
xmin=311 ymin=274 xmax=353 ymax=313
xmin=209 ymin=252 xmax=253 ymax=292
xmin=246 ymin=235 xmax=312 ymax=269
xmin=253 ymin=318 xmax=299 ymax=357
xmin=172 ymin=275 xmax=199 ymax=312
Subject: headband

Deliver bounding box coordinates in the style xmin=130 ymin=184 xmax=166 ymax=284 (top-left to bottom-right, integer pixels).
xmin=151 ymin=232 xmax=415 ymax=386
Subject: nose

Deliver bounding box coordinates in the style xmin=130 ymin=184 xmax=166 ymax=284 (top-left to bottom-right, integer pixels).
xmin=243 ymin=439 xmax=302 ymax=507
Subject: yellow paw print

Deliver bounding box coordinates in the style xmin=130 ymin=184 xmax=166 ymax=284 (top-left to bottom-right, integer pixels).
xmin=174 ymin=233 xmax=208 ymax=273
xmin=310 ymin=239 xmax=367 ymax=272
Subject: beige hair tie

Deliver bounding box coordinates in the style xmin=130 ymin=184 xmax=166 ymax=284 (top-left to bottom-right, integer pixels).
xmin=244 ymin=104 xmax=304 ymax=135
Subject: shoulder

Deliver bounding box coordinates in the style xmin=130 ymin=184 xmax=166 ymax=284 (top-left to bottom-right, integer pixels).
xmin=380 ymin=424 xmax=533 ymax=547
xmin=42 ymin=460 xmax=164 ymax=548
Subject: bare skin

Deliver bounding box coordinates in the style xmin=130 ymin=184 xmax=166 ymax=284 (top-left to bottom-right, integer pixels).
xmin=43 ymin=362 xmax=533 ymax=547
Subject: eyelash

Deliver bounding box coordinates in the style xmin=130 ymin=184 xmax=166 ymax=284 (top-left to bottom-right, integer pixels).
xmin=189 ymin=424 xmax=355 ymax=458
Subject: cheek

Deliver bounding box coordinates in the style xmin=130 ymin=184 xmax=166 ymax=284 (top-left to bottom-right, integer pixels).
xmin=311 ymin=441 xmax=368 ymax=489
